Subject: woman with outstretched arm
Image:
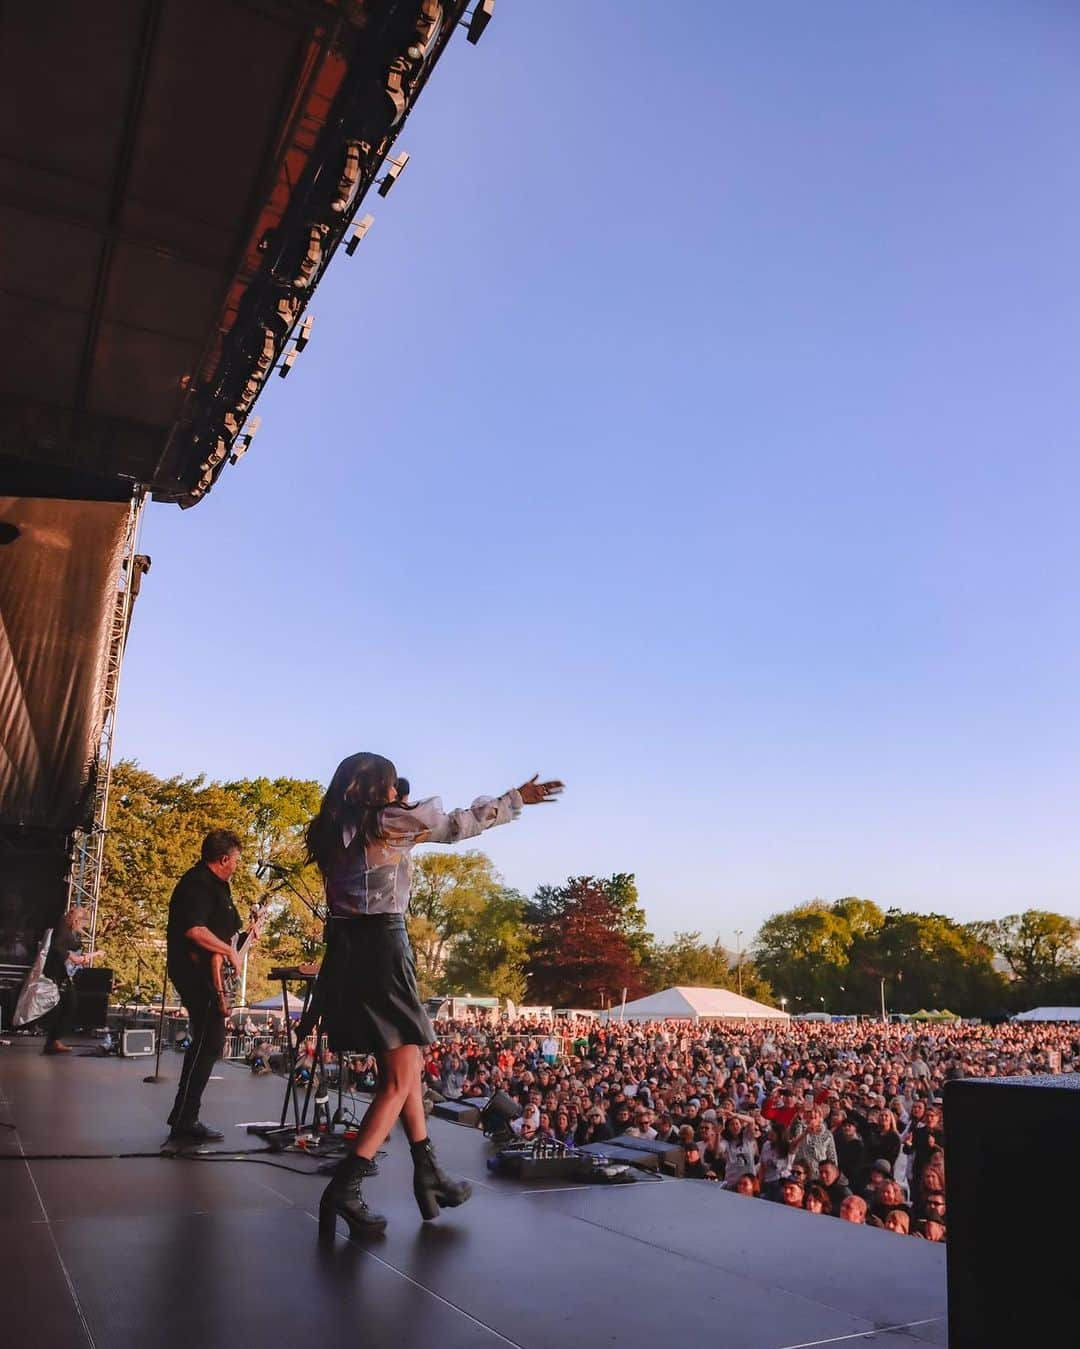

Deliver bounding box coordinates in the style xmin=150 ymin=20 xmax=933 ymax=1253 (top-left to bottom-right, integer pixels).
xmin=305 ymin=751 xmax=563 ymax=1240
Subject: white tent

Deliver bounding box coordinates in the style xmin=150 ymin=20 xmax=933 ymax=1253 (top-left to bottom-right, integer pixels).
xmin=605 ymin=986 xmax=789 ymax=1022
xmin=247 ymin=992 xmax=305 ymax=1014
xmin=1012 ymin=1007 xmax=1080 ymax=1022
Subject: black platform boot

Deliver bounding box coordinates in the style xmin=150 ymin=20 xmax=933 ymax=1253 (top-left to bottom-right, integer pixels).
xmin=411 ymin=1138 xmax=472 ymax=1220
xmin=319 ymin=1153 xmax=387 ymax=1241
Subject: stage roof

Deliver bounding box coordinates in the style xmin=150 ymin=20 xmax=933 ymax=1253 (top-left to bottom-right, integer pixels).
xmin=0 ymin=0 xmax=471 ymax=508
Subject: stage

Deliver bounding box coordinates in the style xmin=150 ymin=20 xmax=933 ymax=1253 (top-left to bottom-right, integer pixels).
xmin=0 ymin=1040 xmax=946 ymax=1349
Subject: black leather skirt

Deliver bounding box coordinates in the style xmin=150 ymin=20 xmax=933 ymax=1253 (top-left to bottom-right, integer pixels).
xmin=310 ymin=913 xmax=434 ymax=1054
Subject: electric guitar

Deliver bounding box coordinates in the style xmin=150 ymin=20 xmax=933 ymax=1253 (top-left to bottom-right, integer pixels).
xmin=209 ymin=895 xmax=271 ymax=1016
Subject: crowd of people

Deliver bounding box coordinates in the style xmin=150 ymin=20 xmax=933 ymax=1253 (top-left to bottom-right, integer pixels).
xmin=416 ymin=1015 xmax=1079 ymax=1243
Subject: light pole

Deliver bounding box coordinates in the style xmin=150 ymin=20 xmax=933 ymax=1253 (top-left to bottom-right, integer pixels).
xmin=734 ymin=929 xmax=744 ymax=997
xmin=880 ymin=977 xmax=887 ymax=1022
xmin=780 ymin=996 xmax=788 ymax=1016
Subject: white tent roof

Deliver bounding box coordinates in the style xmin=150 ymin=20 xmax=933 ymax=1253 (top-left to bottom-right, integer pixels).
xmin=247 ymin=992 xmax=305 ymax=1012
xmin=1012 ymin=1006 xmax=1080 ymax=1022
xmin=608 ymin=986 xmax=789 ymax=1021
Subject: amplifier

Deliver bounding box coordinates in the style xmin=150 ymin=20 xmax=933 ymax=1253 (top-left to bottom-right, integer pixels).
xmin=433 ymin=1100 xmax=482 ymax=1127
xmin=74 ymin=967 xmax=114 ymax=994
xmin=610 ymin=1134 xmax=686 ymax=1177
xmin=945 ymin=1074 xmax=1080 ymax=1347
xmin=122 ymin=1028 xmax=155 ymax=1057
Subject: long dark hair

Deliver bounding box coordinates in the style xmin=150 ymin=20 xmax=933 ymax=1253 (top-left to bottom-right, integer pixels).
xmin=305 ymin=752 xmax=399 ymax=875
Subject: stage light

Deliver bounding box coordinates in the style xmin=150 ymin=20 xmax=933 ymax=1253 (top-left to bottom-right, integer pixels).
xmin=294 ymin=223 xmax=328 ymax=288
xmin=408 ymin=0 xmax=443 ymax=60
xmin=465 ymin=0 xmax=495 ymax=45
xmin=331 ymin=141 xmax=362 ymax=214
xmin=294 ymin=316 xmax=314 ymax=352
xmin=345 ymin=213 xmax=375 ymax=256
xmin=230 ymin=416 xmax=261 ymax=465
xmin=377 ymin=152 xmax=410 ymax=197
xmin=278 ymin=348 xmax=297 ymax=379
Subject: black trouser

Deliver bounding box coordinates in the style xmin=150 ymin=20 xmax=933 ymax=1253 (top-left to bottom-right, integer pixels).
xmin=169 ymin=978 xmax=225 ymax=1130
xmin=41 ymin=977 xmax=73 ymax=1046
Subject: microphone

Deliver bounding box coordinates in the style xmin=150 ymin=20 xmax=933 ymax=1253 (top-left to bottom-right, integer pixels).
xmin=256 ymin=859 xmax=289 ymax=877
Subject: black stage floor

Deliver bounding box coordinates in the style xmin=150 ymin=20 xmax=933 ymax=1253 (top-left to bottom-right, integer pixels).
xmin=0 ymin=1039 xmax=946 ymax=1349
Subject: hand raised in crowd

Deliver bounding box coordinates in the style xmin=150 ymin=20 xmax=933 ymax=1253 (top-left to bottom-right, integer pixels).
xmin=516 ymin=774 xmax=565 ymax=805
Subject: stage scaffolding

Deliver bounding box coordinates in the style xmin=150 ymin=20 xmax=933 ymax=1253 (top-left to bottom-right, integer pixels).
xmin=67 ymin=489 xmax=147 ymax=958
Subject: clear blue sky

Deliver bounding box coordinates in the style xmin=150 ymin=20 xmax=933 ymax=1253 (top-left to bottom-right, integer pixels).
xmin=118 ymin=2 xmax=1080 ymax=943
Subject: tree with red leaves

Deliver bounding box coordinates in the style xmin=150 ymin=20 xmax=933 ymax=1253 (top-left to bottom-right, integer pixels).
xmin=526 ymin=876 xmax=649 ymax=1008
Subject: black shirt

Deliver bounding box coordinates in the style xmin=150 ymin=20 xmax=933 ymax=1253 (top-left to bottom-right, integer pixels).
xmin=166 ymin=862 xmax=241 ymax=990
xmin=43 ymin=924 xmax=82 ymax=984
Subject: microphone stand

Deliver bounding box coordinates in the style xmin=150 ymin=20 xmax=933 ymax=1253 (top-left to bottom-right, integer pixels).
xmin=144 ymin=956 xmax=170 ymax=1083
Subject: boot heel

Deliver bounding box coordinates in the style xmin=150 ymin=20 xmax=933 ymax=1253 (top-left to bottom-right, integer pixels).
xmin=319 ymin=1190 xmax=339 ymax=1242
xmin=414 ymin=1182 xmax=441 ymax=1221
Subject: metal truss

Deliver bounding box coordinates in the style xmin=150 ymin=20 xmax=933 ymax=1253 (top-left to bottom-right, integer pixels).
xmin=68 ymin=489 xmax=147 ymax=958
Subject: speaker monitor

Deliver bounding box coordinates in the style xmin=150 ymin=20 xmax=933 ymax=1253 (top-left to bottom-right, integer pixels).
xmin=74 ymin=967 xmax=114 ymax=994
xmin=610 ymin=1133 xmax=686 ymax=1177
xmin=576 ymin=1142 xmax=660 ymax=1171
xmin=121 ymin=1028 xmax=155 ymax=1057
xmin=944 ymin=1074 xmax=1080 ymax=1347
xmin=433 ymin=1100 xmax=481 ymax=1127
xmin=480 ymin=1089 xmax=522 ymax=1135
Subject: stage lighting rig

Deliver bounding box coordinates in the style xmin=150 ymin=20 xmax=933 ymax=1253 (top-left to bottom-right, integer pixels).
xmin=331 ymin=140 xmax=363 ymax=215
xmin=345 ymin=213 xmax=375 ymax=256
xmin=294 ymin=316 xmax=314 ymax=352
xmin=408 ymin=0 xmax=443 ymax=62
xmin=230 ymin=416 xmax=261 ymax=465
xmin=377 ymin=151 xmax=410 ymax=198
xmin=278 ymin=316 xmax=314 ymax=378
xmin=462 ymin=0 xmax=495 ymax=45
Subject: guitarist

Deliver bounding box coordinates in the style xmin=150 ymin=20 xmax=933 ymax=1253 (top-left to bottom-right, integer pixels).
xmin=165 ymin=830 xmax=244 ymax=1144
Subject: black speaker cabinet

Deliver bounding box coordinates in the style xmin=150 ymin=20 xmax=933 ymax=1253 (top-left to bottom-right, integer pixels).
xmin=72 ymin=967 xmax=113 ymax=1029
xmin=610 ymin=1133 xmax=686 ymax=1177
xmin=944 ymin=1074 xmax=1080 ymax=1347
xmin=577 ymin=1142 xmax=660 ymax=1171
xmin=432 ymin=1100 xmax=481 ymax=1127
xmin=74 ymin=967 xmax=114 ymax=993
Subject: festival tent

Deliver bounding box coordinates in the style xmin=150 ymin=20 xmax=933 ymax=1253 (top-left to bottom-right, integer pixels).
xmin=605 ymin=987 xmax=790 ymax=1021
xmin=1012 ymin=1007 xmax=1080 ymax=1022
xmin=247 ymin=992 xmax=305 ymax=1015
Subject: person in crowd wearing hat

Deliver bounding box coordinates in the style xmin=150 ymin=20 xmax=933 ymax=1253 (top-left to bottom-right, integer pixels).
xmin=779 ymin=1176 xmax=805 ymax=1208
xmin=861 ymin=1157 xmax=894 ymax=1206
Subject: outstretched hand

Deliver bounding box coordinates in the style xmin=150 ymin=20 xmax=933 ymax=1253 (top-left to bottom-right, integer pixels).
xmin=517 ymin=774 xmax=564 ymax=805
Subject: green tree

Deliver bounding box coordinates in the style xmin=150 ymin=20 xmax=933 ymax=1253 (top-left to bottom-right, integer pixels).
xmin=604 ymin=872 xmax=654 ymax=967
xmin=442 ymin=887 xmax=530 ymax=1002
xmin=973 ymin=910 xmax=1080 ymax=992
xmin=649 ymin=931 xmax=734 ymax=990
xmin=407 ymin=851 xmax=504 ymax=996
xmin=752 ymin=899 xmax=855 ymax=1010
xmin=850 ymin=910 xmax=1005 ymax=1016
